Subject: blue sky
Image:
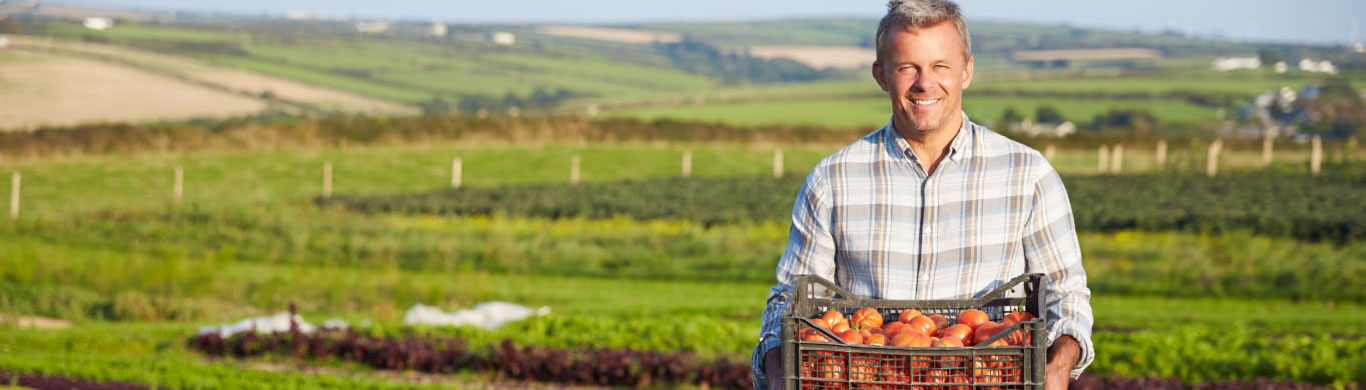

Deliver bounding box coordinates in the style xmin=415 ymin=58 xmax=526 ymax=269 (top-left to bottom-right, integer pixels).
xmin=62 ymin=0 xmax=1366 ymax=46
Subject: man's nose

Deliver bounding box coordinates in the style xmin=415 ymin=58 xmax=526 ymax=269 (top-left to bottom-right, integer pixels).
xmin=911 ymin=74 xmax=932 ymax=92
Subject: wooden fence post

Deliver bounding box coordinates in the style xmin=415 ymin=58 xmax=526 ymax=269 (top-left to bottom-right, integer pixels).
xmin=174 ymin=166 xmax=184 ymax=205
xmin=8 ymin=172 xmax=18 ymax=220
xmin=1311 ymin=135 xmax=1322 ymax=175
xmin=682 ymin=150 xmax=692 ymax=178
xmin=1097 ymin=145 xmax=1109 ymax=173
xmin=571 ymin=155 xmax=581 ymax=184
xmin=773 ymin=149 xmax=784 ymax=178
xmin=1206 ymin=139 xmax=1222 ymax=178
xmin=1262 ymin=132 xmax=1274 ymax=166
xmin=323 ymin=162 xmax=333 ymax=198
xmin=1043 ymin=144 xmax=1056 ymax=162
xmin=1156 ymin=140 xmax=1168 ymax=170
xmin=451 ymin=158 xmax=462 ymax=189
xmin=1110 ymin=144 xmax=1124 ymax=174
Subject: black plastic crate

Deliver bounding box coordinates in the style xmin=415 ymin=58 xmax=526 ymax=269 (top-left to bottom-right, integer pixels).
xmin=780 ymin=273 xmax=1048 ymax=390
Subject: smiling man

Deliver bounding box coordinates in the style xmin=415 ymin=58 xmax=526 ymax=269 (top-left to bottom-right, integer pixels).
xmin=750 ymin=1 xmax=1094 ymax=389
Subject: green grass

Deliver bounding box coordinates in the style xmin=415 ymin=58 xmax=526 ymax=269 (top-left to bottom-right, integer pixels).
xmin=609 ymin=95 xmax=1217 ymax=128
xmin=973 ymin=72 xmax=1351 ymax=96
xmin=6 ymin=141 xmax=1351 ymax=218
xmin=0 ymin=144 xmax=835 ymax=218
xmin=37 ymin=22 xmax=241 ymax=43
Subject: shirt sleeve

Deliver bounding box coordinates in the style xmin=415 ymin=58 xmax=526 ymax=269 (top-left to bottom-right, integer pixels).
xmin=751 ymin=168 xmax=839 ymax=390
xmin=1021 ymin=167 xmax=1095 ymax=379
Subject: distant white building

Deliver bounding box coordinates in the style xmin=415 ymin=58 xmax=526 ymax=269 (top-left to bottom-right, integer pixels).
xmin=1016 ymin=120 xmax=1077 ymax=137
xmin=83 ymin=17 xmax=113 ymax=31
xmin=1273 ymin=61 xmax=1288 ymax=73
xmin=0 ymin=35 xmax=9 ymax=50
xmin=492 ymin=31 xmax=515 ymax=45
xmin=355 ymin=21 xmax=389 ymax=34
xmin=427 ymin=19 xmax=447 ymax=38
xmin=1298 ymin=58 xmax=1338 ymax=74
xmin=1211 ymin=57 xmax=1260 ymax=71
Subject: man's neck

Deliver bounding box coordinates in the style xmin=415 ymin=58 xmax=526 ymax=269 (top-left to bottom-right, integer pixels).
xmin=896 ymin=114 xmax=963 ymax=175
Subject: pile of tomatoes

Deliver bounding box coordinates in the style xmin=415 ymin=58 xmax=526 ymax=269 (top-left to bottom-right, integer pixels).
xmin=796 ymin=307 xmax=1037 ymax=389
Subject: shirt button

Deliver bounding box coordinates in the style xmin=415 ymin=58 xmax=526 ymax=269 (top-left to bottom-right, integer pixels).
xmin=920 ymin=274 xmax=929 ymax=281
xmin=925 ymin=226 xmax=934 ymax=234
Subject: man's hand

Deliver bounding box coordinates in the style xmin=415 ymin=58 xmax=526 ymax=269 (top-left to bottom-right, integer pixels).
xmin=764 ymin=348 xmax=783 ymax=390
xmin=1045 ymin=335 xmax=1081 ymax=390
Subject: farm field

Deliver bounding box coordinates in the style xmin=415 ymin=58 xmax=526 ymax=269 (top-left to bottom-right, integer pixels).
xmin=2 ymin=138 xmax=1364 ymax=388
xmin=6 ymin=35 xmax=417 ymax=116
xmin=1 ymin=141 xmax=1350 ymax=218
xmin=4 ymin=12 xmax=1365 ymax=390
xmin=0 ymin=50 xmax=268 ymax=130
xmin=32 ymin=22 xmax=720 ymax=106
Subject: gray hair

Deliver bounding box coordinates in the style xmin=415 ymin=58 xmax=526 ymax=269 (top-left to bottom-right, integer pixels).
xmin=875 ymin=0 xmax=971 ymax=63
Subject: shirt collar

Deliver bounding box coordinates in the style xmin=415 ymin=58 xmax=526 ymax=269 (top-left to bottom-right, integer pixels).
xmin=884 ymin=113 xmax=975 ymax=165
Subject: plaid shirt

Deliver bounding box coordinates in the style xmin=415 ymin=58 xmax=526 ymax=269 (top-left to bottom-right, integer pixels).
xmin=751 ymin=116 xmax=1094 ymax=389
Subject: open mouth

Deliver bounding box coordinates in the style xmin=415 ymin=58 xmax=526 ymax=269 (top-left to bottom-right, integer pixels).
xmin=911 ymin=98 xmax=941 ymax=106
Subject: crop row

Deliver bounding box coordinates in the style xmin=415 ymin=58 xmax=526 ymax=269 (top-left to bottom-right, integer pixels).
xmin=188 ymin=327 xmax=752 ymax=389
xmin=0 ymin=371 xmax=150 ymax=390
xmin=323 ymin=169 xmax=1366 ymax=242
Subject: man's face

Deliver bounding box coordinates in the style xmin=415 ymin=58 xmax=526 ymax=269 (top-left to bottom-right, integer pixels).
xmin=873 ymin=21 xmax=974 ymax=136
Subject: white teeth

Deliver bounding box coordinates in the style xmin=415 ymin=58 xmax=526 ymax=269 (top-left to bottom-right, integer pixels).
xmin=913 ymin=99 xmax=939 ymax=105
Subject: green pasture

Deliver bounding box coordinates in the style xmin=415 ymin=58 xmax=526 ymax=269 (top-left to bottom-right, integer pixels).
xmin=609 ymin=95 xmax=1217 ymax=128
xmin=0 ymin=144 xmax=834 ymax=218
xmin=5 ymin=142 xmax=1348 ymax=218
xmin=36 ymin=22 xmax=241 ymax=43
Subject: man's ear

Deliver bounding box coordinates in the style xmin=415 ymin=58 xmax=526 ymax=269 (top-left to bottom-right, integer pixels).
xmin=961 ymin=55 xmax=975 ymax=90
xmin=872 ymin=60 xmax=889 ymax=92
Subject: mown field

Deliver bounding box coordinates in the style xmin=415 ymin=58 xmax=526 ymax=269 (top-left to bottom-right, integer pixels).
xmin=2 ymin=135 xmax=1365 ymax=388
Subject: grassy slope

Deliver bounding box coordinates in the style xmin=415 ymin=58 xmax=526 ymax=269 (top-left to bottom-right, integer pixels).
xmin=35 ymin=23 xmax=719 ymax=105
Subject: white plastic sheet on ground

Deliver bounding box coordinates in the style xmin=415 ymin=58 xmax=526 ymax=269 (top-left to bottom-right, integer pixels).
xmin=404 ymin=302 xmax=550 ymax=329
xmin=196 ymin=313 xmax=350 ymax=337
xmin=197 ymin=312 xmax=313 ymax=337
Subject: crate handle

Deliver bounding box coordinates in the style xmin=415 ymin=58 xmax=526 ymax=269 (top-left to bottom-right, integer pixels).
xmin=793 ymin=274 xmax=857 ymax=302
xmin=969 ymin=273 xmax=1039 ymax=307
xmin=793 ymin=273 xmax=1042 ymax=309
xmin=796 ymin=317 xmax=851 ymax=345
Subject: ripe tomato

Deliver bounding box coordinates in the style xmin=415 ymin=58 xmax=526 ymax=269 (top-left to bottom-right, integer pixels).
xmin=822 ymin=309 xmax=845 ymax=326
xmin=928 ymin=314 xmax=950 ymax=330
xmin=890 ymin=330 xmax=931 ymax=347
xmin=865 ymin=333 xmax=887 ymax=346
xmin=832 ymin=320 xmax=851 ymax=334
xmin=906 ymin=315 xmax=937 ymax=336
xmin=956 ymin=309 xmax=988 ymax=330
xmin=972 ymin=321 xmax=1006 ymax=346
xmin=839 ymin=329 xmax=865 ymax=345
xmin=882 ymin=321 xmax=908 ymax=337
xmin=852 ymin=307 xmax=884 ymax=330
xmin=937 ymin=324 xmax=972 ymax=344
xmin=898 ymin=309 xmax=923 ymax=324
